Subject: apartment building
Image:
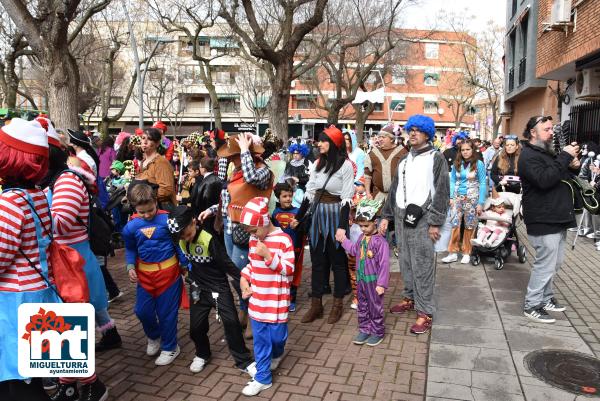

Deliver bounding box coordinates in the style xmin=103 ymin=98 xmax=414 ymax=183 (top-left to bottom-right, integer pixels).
xmin=81 ymin=25 xmax=475 ymax=137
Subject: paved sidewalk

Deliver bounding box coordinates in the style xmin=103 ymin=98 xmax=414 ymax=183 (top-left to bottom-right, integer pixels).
xmin=426 ymin=228 xmax=600 ymax=401
xmin=95 ymin=249 xmax=428 ymax=401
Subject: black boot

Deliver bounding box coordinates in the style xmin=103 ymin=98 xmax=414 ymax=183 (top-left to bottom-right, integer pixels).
xmin=78 ymin=379 xmax=108 ymax=401
xmin=96 ymin=327 xmax=122 ymax=352
xmin=50 ymin=383 xmax=78 ymax=401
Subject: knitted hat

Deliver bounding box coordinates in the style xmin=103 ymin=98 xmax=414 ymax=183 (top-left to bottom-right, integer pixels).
xmin=240 ymin=196 xmax=270 ymax=227
xmin=355 ymin=199 xmax=383 ymax=222
xmin=152 ymin=121 xmax=168 ymax=133
xmin=378 ymin=123 xmax=395 ymax=138
xmin=67 ymin=129 xmax=92 ymax=147
xmin=110 ymin=160 xmax=125 ymax=174
xmin=322 ymin=125 xmax=344 ymax=148
xmin=404 ymin=114 xmax=436 ymax=140
xmin=490 ymin=198 xmax=506 ymax=207
xmin=0 ymin=118 xmax=48 ymax=156
xmin=167 ymin=205 xmax=195 ymax=239
xmin=35 ymin=116 xmax=61 ymax=148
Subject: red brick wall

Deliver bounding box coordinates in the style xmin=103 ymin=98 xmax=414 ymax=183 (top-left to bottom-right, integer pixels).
xmin=537 ymin=0 xmax=600 ymax=78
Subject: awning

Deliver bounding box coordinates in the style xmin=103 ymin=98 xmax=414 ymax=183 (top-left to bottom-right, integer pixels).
xmin=217 ymin=94 xmax=240 ymax=100
xmin=253 ymin=95 xmax=270 ymax=108
xmin=352 ymin=88 xmax=385 ymax=104
xmin=210 ymin=38 xmax=239 ymax=48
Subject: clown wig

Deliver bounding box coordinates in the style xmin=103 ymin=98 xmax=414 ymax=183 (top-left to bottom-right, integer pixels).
xmin=0 ymin=141 xmax=48 ymax=184
xmin=288 ymin=142 xmax=310 ymax=158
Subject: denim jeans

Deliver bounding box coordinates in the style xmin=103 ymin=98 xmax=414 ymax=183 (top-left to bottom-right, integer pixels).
xmin=224 ymin=229 xmax=249 ymax=312
xmin=524 ymin=231 xmax=566 ymax=310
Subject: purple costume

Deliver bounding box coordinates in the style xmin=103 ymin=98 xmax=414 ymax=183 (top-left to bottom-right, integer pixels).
xmin=342 ymin=234 xmax=390 ymax=337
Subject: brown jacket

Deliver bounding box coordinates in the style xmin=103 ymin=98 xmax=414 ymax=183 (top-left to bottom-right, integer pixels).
xmin=365 ymin=145 xmax=407 ymax=199
xmin=137 ymin=155 xmax=177 ymax=205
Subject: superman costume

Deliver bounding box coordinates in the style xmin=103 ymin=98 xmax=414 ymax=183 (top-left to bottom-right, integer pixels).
xmin=123 ymin=210 xmax=190 ymax=352
xmin=271 ymin=204 xmax=304 ymax=302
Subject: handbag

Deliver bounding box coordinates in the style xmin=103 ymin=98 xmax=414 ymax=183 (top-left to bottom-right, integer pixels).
xmin=232 ymin=224 xmax=251 ymax=248
xmin=16 ymin=191 xmax=89 ymax=303
xmin=298 ymin=170 xmax=334 ymax=231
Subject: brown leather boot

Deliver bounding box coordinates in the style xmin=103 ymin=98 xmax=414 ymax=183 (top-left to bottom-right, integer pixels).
xmin=327 ymin=297 xmax=344 ymax=324
xmin=301 ymin=297 xmax=323 ymax=323
xmin=244 ymin=320 xmax=253 ymax=339
xmin=238 ymin=310 xmax=248 ymax=329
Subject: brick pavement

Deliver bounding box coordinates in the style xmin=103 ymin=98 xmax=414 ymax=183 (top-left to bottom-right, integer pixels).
xmin=95 ymin=249 xmax=428 ymax=401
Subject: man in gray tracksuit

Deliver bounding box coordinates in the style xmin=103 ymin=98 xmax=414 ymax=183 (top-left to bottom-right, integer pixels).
xmin=380 ymin=114 xmax=449 ymax=334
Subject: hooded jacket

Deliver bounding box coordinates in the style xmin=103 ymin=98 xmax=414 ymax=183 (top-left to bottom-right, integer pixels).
xmin=347 ymin=130 xmax=366 ymax=180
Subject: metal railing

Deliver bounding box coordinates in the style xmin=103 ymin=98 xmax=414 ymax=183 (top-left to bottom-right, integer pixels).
xmin=518 ymin=58 xmax=526 ymax=86
xmin=569 ymin=100 xmax=600 ymax=144
xmin=508 ymin=67 xmax=515 ymax=92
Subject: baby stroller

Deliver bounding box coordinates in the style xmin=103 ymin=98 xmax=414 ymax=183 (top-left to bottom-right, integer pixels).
xmin=470 ymin=191 xmax=527 ymax=270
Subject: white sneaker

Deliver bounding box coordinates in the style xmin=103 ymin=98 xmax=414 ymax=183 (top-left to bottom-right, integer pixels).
xmin=460 ymin=255 xmax=470 ymax=264
xmin=189 ymin=356 xmax=206 ymax=373
xmin=441 ymin=253 xmax=458 ymax=263
xmin=242 ymin=380 xmax=272 ymax=396
xmin=270 ymin=356 xmax=282 ymax=371
xmin=243 ymin=361 xmax=257 ymax=378
xmin=146 ymin=338 xmax=161 ymax=356
xmin=155 ymin=346 xmax=180 ymax=366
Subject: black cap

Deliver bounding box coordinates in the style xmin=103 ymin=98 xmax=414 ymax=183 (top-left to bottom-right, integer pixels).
xmin=167 ymin=205 xmax=194 ymax=240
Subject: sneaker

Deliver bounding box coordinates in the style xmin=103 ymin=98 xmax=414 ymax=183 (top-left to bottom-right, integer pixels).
xmin=243 ymin=361 xmax=257 ymax=378
xmin=241 ymin=380 xmax=272 ymax=396
xmin=146 ymin=337 xmax=161 ymax=356
xmin=155 ymin=346 xmax=180 ymax=366
xmin=43 ymin=378 xmax=58 ymax=391
xmin=366 ymin=335 xmax=384 ymax=346
xmin=189 ymin=356 xmax=207 ymax=373
xmin=441 ymin=253 xmax=458 ymax=263
xmin=524 ymin=307 xmax=556 ymax=323
xmin=50 ymin=383 xmax=78 ymax=401
xmin=350 ymin=302 xmax=358 ymax=310
xmin=289 ymin=302 xmax=296 ymax=312
xmin=460 ymin=255 xmax=471 ymax=264
xmin=390 ymin=298 xmax=414 ymax=314
xmin=270 ymin=356 xmax=283 ymax=370
xmin=543 ymin=297 xmax=566 ymax=312
xmin=352 ymin=332 xmax=370 ymax=345
xmin=107 ymin=291 xmax=123 ymax=303
xmin=78 ymin=379 xmax=108 ymax=401
xmin=586 ymin=232 xmax=599 ymax=239
xmin=410 ymin=312 xmax=433 ymax=334
xmin=96 ymin=327 xmax=122 ymax=352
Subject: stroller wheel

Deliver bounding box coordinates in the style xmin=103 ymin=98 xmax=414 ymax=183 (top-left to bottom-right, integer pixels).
xmin=471 ymin=254 xmax=481 ymax=266
xmin=517 ymin=245 xmax=527 ymax=263
xmin=494 ymin=258 xmax=504 ymax=270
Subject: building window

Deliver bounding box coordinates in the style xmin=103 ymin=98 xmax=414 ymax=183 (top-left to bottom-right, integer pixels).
xmin=109 ymin=96 xmax=124 ymax=108
xmin=425 ymin=43 xmax=439 ymax=59
xmin=186 ymin=96 xmax=206 ymax=113
xmin=217 ymin=95 xmax=240 ymax=113
xmin=293 ymin=94 xmax=317 ymax=110
xmin=391 ymin=66 xmax=407 ymax=85
xmin=424 ymin=101 xmax=438 ymax=114
xmin=373 ymin=102 xmax=383 ymax=112
xmin=390 ymin=99 xmax=406 ymax=112
xmin=424 ymin=72 xmax=439 ymax=86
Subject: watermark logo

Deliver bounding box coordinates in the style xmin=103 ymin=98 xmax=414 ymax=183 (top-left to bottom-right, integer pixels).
xmin=18 ymin=303 xmax=95 ymax=377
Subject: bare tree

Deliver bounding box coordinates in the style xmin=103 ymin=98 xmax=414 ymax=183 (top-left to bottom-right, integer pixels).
xmin=218 ymin=0 xmax=329 ymax=141
xmin=300 ymin=0 xmax=407 ymax=126
xmin=0 ymin=0 xmax=111 ymax=129
xmin=235 ymin=61 xmax=270 ymax=134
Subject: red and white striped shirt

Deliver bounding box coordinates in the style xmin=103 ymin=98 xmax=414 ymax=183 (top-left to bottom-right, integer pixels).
xmin=0 ymin=189 xmax=54 ymax=292
xmin=241 ymin=228 xmax=295 ymax=323
xmin=50 ymin=172 xmax=90 ymax=245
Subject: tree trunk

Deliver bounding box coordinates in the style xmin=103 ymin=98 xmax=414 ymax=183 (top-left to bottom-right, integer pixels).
xmin=326 ymin=101 xmax=344 ymax=125
xmin=4 ymin=57 xmax=19 ymax=108
xmin=46 ymin=52 xmax=81 ymax=130
xmin=353 ymin=102 xmax=375 ymax=143
xmin=268 ymin=61 xmax=293 ymax=141
xmin=207 ymin=90 xmax=222 ymax=130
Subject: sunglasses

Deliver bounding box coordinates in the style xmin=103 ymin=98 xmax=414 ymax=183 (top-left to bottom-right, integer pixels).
xmin=533 ymin=115 xmax=553 ymax=126
xmin=505 ymin=134 xmax=518 ymax=140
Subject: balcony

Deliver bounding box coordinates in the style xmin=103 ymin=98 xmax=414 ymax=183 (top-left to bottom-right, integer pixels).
xmin=518 ymin=58 xmax=526 ymax=86
xmin=508 ymin=68 xmax=514 ymax=92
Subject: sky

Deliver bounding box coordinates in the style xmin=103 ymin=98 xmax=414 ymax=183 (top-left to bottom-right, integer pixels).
xmin=401 ymin=0 xmax=507 ymax=33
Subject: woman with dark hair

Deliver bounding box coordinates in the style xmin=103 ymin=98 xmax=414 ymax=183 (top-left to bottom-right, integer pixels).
xmin=0 ymin=119 xmax=57 ymax=401
xmin=136 ymin=128 xmax=176 ymax=209
xmin=116 ymin=136 xmax=135 ymax=162
xmin=442 ymin=139 xmax=487 ymax=264
xmin=67 ymin=129 xmax=100 ymax=176
xmin=491 ymin=135 xmax=522 ymax=193
xmin=295 ymin=125 xmax=354 ymax=324
xmin=97 ymin=136 xmax=116 ymax=181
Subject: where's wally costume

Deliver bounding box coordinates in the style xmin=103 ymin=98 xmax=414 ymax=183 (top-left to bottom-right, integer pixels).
xmin=122 ymin=208 xmax=190 ymax=359
xmin=0 ymin=119 xmax=61 ymax=399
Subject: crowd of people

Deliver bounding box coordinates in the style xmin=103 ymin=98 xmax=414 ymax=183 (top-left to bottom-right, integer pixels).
xmin=1 ymin=112 xmax=599 ymax=400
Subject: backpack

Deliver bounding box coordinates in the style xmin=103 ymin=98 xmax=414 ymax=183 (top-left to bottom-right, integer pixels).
xmin=50 ymin=169 xmax=115 ymax=256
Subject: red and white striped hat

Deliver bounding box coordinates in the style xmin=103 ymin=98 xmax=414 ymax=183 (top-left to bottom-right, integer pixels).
xmin=240 ymin=196 xmax=270 ymax=227
xmin=0 ymin=118 xmax=48 ymax=156
xmin=35 ymin=116 xmax=60 ymax=147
